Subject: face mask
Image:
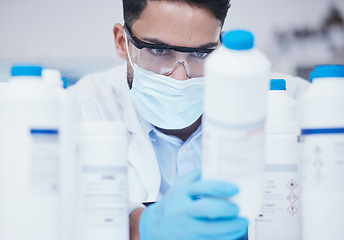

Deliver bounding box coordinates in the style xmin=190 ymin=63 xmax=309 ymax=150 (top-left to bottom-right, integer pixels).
xmin=129 ymin=64 xmax=204 ymax=130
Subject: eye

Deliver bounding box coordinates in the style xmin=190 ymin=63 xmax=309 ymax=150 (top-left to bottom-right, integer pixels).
xmin=150 ymin=48 xmax=169 ymax=55
xmin=192 ymin=52 xmax=209 ymax=59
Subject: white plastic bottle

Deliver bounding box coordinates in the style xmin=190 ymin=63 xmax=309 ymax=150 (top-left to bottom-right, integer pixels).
xmin=0 ymin=82 xmax=7 ymax=91
xmin=299 ymin=65 xmax=344 ymax=240
xmin=77 ymin=121 xmax=129 ymax=240
xmin=42 ymin=69 xmax=79 ymax=240
xmin=0 ymin=64 xmax=61 ymax=240
xmin=202 ymin=30 xmax=271 ymax=240
xmin=255 ymin=79 xmax=301 ymax=240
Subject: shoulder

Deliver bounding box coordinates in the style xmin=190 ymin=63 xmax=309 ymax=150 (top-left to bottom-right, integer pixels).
xmin=269 ymin=71 xmax=310 ymax=100
xmin=67 ymin=64 xmax=129 ymax=120
xmin=68 ymin=64 xmax=127 ymax=95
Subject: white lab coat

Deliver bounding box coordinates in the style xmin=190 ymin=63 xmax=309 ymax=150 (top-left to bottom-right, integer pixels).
xmin=67 ymin=63 xmax=310 ymax=204
xmin=68 ymin=64 xmax=161 ymax=205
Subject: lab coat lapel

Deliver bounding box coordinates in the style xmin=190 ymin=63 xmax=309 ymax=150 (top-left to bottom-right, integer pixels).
xmin=128 ymin=131 xmax=161 ymax=201
xmin=119 ymin=78 xmax=161 ymax=201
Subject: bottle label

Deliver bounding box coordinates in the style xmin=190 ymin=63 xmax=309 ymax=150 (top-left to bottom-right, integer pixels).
xmin=258 ymin=164 xmax=300 ymax=222
xmin=300 ymin=128 xmax=344 ymax=191
xmin=30 ymin=129 xmax=60 ymax=195
xmin=300 ymin=128 xmax=344 ymax=239
xmin=80 ymin=166 xmax=128 ymax=228
xmin=202 ymin=116 xmax=265 ymax=225
xmin=202 ymin=116 xmax=265 ymax=182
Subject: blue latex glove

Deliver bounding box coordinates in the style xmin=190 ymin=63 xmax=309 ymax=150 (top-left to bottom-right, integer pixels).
xmin=139 ymin=169 xmax=248 ymax=240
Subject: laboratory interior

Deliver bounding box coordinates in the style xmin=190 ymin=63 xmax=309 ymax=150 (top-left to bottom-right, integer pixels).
xmin=0 ymin=0 xmax=344 ymax=240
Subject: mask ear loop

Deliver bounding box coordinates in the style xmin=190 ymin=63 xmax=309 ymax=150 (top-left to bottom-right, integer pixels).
xmin=124 ymin=30 xmax=135 ymax=70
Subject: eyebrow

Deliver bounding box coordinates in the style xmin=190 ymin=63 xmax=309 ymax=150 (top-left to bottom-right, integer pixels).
xmin=142 ymin=37 xmax=218 ymax=49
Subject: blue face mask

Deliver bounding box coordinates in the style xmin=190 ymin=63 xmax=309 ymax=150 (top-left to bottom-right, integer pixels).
xmin=129 ymin=63 xmax=204 ymax=130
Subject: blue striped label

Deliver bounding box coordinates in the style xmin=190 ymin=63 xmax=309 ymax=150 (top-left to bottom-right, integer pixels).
xmin=301 ymin=128 xmax=344 ymax=135
xmin=31 ymin=129 xmax=59 ymax=135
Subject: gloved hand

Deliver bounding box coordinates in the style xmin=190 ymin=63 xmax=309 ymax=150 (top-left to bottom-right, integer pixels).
xmin=139 ymin=169 xmax=248 ymax=240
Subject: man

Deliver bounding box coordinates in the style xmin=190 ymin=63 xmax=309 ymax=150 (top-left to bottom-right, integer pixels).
xmin=68 ymin=1 xmax=309 ymax=239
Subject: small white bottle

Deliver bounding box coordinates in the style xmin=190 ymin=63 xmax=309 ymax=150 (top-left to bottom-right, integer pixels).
xmin=77 ymin=121 xmax=129 ymax=240
xmin=42 ymin=69 xmax=79 ymax=240
xmin=0 ymin=64 xmax=60 ymax=240
xmin=299 ymin=65 xmax=344 ymax=240
xmin=255 ymin=79 xmax=301 ymax=240
xmin=202 ymin=30 xmax=271 ymax=240
xmin=0 ymin=82 xmax=7 ymax=91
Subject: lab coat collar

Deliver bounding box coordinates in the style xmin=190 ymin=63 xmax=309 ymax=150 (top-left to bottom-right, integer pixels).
xmin=136 ymin=111 xmax=156 ymax=141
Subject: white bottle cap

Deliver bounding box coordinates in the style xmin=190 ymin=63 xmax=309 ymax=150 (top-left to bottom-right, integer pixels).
xmin=42 ymin=69 xmax=63 ymax=88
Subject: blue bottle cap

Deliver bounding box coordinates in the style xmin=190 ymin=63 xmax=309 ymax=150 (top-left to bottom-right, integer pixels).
xmin=270 ymin=79 xmax=286 ymax=90
xmin=11 ymin=64 xmax=43 ymax=77
xmin=62 ymin=77 xmax=67 ymax=89
xmin=310 ymin=65 xmax=344 ymax=83
xmin=222 ymin=30 xmax=254 ymax=50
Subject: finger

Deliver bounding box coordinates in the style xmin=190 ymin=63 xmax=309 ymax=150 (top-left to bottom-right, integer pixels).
xmin=199 ymin=230 xmax=248 ymax=240
xmin=188 ymin=180 xmax=239 ymax=198
xmin=202 ymin=227 xmax=248 ymax=240
xmin=196 ymin=217 xmax=248 ymax=238
xmin=175 ymin=216 xmax=249 ymax=238
xmin=187 ymin=197 xmax=239 ymax=219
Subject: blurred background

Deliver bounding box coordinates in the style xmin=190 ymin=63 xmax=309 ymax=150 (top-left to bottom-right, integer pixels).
xmin=1 ymin=0 xmax=343 ymax=86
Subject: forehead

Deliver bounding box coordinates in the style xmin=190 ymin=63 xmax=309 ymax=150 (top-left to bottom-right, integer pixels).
xmin=131 ymin=1 xmax=221 ymax=47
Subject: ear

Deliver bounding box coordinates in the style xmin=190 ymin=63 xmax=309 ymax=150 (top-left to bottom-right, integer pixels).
xmin=113 ymin=23 xmax=128 ymax=60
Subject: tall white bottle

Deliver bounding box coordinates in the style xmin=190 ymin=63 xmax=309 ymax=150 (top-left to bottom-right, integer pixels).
xmin=42 ymin=69 xmax=78 ymax=240
xmin=299 ymin=65 xmax=344 ymax=240
xmin=77 ymin=121 xmax=129 ymax=240
xmin=256 ymin=79 xmax=301 ymax=240
xmin=0 ymin=64 xmax=61 ymax=240
xmin=202 ymin=30 xmax=271 ymax=240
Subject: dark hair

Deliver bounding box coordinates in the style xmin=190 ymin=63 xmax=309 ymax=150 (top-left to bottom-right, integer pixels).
xmin=122 ymin=0 xmax=231 ymax=28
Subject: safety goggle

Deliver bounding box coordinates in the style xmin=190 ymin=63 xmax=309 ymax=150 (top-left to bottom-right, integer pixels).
xmin=124 ymin=24 xmax=217 ymax=78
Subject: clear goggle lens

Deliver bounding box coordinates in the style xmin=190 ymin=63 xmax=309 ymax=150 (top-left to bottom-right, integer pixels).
xmin=130 ymin=44 xmax=210 ymax=78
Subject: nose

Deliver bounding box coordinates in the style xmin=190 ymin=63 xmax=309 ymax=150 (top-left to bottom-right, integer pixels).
xmin=168 ymin=62 xmax=190 ymax=81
